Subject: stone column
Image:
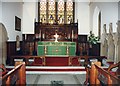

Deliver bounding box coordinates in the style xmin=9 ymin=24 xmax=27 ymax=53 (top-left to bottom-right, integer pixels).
xmin=113 ymin=34 xmax=119 ymax=63
xmin=107 ymin=23 xmax=115 ymax=61
xmin=101 ymin=24 xmax=108 ymax=56
xmin=0 ymin=23 xmax=2 ymax=64
xmin=0 ymin=23 xmax=8 ymax=65
xmin=117 ymin=21 xmax=120 ymax=62
xmin=114 ymin=21 xmax=120 ymax=63
xmin=117 ymin=39 xmax=120 ymax=62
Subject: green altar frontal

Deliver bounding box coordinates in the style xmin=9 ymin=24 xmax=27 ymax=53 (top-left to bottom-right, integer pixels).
xmin=37 ymin=41 xmax=76 ymax=56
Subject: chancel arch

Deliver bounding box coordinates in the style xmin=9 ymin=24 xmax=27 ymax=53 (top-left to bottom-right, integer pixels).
xmin=0 ymin=23 xmax=8 ymax=65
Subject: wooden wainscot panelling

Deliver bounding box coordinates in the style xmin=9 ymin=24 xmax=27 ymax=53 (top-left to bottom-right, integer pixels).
xmin=89 ymin=43 xmax=101 ymax=56
xmin=7 ymin=41 xmax=23 ymax=65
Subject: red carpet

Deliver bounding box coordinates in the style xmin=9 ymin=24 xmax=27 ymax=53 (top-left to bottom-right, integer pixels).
xmin=45 ymin=57 xmax=69 ymax=66
xmin=32 ymin=56 xmax=80 ymax=66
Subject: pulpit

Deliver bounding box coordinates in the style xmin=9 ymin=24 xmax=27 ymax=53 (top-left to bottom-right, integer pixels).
xmin=37 ymin=41 xmax=76 ymax=56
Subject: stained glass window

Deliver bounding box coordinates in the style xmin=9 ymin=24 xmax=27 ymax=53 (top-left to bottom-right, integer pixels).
xmin=58 ymin=0 xmax=64 ymax=24
xmin=66 ymin=0 xmax=73 ymax=24
xmin=38 ymin=0 xmax=74 ymax=24
xmin=40 ymin=0 xmax=47 ymax=23
xmin=48 ymin=0 xmax=55 ymax=24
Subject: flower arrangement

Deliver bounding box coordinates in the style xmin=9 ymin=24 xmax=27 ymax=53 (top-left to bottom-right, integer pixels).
xmin=88 ymin=31 xmax=99 ymax=44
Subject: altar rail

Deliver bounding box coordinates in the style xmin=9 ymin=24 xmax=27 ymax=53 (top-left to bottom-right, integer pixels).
xmin=0 ymin=62 xmax=26 ymax=85
xmin=10 ymin=55 xmax=107 ymax=66
xmin=90 ymin=62 xmax=120 ymax=85
xmin=69 ymin=56 xmax=107 ymax=66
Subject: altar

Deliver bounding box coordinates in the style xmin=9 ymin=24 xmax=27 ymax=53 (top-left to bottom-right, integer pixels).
xmin=37 ymin=41 xmax=76 ymax=56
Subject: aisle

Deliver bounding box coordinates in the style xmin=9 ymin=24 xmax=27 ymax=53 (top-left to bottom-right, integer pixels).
xmin=26 ymin=74 xmax=86 ymax=85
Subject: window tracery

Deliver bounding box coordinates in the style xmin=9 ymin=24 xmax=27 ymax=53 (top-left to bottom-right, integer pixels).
xmin=38 ymin=0 xmax=74 ymax=24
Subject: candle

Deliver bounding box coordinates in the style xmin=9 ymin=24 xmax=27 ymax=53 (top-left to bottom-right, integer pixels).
xmin=25 ymin=34 xmax=27 ymax=40
xmin=43 ymin=33 xmax=44 ymax=39
xmin=72 ymin=30 xmax=74 ymax=39
xmin=39 ymin=30 xmax=41 ymax=39
xmin=72 ymin=30 xmax=74 ymax=42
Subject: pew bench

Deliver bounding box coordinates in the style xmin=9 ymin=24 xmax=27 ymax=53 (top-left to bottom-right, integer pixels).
xmin=0 ymin=64 xmax=7 ymax=76
xmin=90 ymin=62 xmax=120 ymax=85
xmin=0 ymin=61 xmax=26 ymax=85
xmin=107 ymin=61 xmax=120 ymax=79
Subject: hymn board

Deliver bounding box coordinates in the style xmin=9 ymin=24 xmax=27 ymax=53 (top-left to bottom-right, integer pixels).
xmin=35 ymin=22 xmax=78 ymax=56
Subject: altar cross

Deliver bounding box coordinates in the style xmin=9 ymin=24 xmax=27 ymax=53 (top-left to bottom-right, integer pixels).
xmin=54 ymin=33 xmax=59 ymax=42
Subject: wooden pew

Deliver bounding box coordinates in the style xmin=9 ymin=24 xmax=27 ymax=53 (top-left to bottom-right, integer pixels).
xmin=0 ymin=64 xmax=7 ymax=76
xmin=90 ymin=62 xmax=120 ymax=85
xmin=0 ymin=62 xmax=26 ymax=86
xmin=107 ymin=61 xmax=120 ymax=78
xmin=84 ymin=61 xmax=101 ymax=85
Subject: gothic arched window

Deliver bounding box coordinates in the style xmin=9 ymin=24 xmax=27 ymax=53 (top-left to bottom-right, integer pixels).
xmin=38 ymin=0 xmax=74 ymax=24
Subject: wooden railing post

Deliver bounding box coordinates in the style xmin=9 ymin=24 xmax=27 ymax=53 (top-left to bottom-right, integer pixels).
xmin=15 ymin=61 xmax=26 ymax=85
xmin=90 ymin=62 xmax=101 ymax=85
xmin=6 ymin=76 xmax=10 ymax=86
xmin=19 ymin=62 xmax=26 ymax=85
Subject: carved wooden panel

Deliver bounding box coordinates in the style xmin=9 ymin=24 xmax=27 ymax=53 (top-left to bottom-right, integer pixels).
xmin=35 ymin=22 xmax=78 ymax=42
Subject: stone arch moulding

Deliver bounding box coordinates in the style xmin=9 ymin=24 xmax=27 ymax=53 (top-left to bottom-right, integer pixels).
xmin=0 ymin=23 xmax=8 ymax=65
xmin=93 ymin=6 xmax=101 ymax=37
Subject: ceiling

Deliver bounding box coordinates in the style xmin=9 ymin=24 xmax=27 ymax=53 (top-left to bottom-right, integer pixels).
xmin=1 ymin=0 xmax=120 ymax=2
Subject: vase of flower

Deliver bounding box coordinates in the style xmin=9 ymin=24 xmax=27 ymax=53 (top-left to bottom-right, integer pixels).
xmin=88 ymin=31 xmax=99 ymax=48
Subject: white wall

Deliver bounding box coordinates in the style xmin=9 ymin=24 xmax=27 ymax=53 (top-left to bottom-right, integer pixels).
xmin=75 ymin=2 xmax=90 ymax=35
xmin=90 ymin=2 xmax=118 ymax=36
xmin=1 ymin=1 xmax=90 ymax=40
xmin=22 ymin=1 xmax=90 ymax=35
xmin=22 ymin=2 xmax=37 ymax=34
xmin=118 ymin=1 xmax=120 ymax=20
xmin=0 ymin=1 xmax=2 ymax=23
xmin=2 ymin=2 xmax=23 ymax=41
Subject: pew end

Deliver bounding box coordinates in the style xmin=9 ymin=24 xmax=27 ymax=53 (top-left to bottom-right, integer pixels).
xmin=89 ymin=61 xmax=120 ymax=85
xmin=0 ymin=61 xmax=26 ymax=85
